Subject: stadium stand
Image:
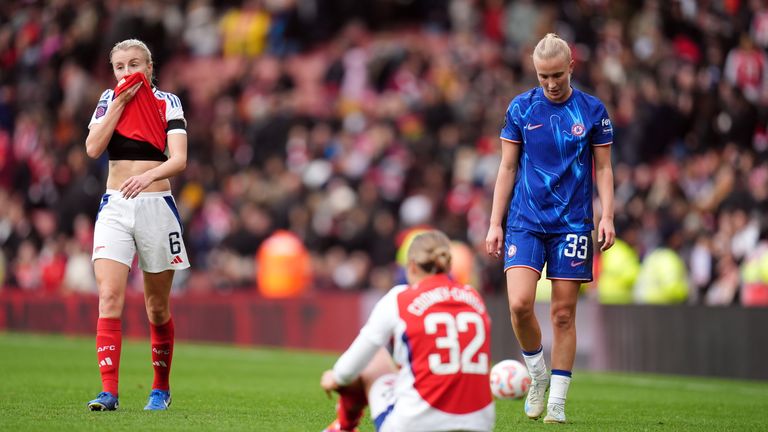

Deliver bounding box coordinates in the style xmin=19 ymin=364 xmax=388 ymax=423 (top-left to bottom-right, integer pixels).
xmin=0 ymin=0 xmax=766 ymax=307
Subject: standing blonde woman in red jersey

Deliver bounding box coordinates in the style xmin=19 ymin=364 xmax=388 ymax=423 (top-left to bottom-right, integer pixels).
xmin=85 ymin=39 xmax=189 ymax=411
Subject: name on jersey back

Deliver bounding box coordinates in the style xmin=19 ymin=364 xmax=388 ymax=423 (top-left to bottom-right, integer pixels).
xmin=407 ymin=286 xmax=486 ymax=316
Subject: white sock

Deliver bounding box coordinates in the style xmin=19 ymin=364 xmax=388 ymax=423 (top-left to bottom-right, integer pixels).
xmin=521 ymin=347 xmax=547 ymax=379
xmin=548 ymin=373 xmax=572 ymax=406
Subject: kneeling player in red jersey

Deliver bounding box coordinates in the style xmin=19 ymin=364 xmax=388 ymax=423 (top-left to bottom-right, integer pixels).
xmin=320 ymin=230 xmax=495 ymax=432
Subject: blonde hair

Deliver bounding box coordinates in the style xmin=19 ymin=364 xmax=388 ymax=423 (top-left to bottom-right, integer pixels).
xmin=533 ymin=33 xmax=572 ymax=62
xmin=109 ymin=39 xmax=153 ymax=66
xmin=408 ymin=230 xmax=452 ymax=275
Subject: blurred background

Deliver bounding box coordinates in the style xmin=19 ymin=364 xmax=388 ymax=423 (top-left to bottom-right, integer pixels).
xmin=3 ymin=0 xmax=768 ymax=381
xmin=1 ymin=0 xmax=768 ymax=310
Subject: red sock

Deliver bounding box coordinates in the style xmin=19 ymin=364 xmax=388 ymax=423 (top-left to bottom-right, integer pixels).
xmin=96 ymin=318 xmax=122 ymax=396
xmin=336 ymin=385 xmax=367 ymax=431
xmin=150 ymin=317 xmax=175 ymax=391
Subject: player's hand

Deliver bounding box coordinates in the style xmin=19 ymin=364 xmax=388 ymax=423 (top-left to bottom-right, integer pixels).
xmin=115 ymin=82 xmax=142 ymax=105
xmin=119 ymin=172 xmax=154 ymax=199
xmin=485 ymin=225 xmax=504 ymax=258
xmin=597 ymin=217 xmax=615 ymax=252
xmin=320 ymin=370 xmax=339 ymax=397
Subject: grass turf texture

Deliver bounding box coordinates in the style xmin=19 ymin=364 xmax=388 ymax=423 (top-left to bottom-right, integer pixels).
xmin=1 ymin=332 xmax=766 ymax=431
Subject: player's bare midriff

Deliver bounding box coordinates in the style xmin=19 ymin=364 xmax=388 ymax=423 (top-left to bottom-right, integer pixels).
xmin=106 ymin=159 xmax=171 ymax=192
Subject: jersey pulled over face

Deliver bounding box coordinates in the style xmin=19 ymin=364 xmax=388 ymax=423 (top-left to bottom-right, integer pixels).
xmin=500 ymin=87 xmax=614 ymax=233
xmin=111 ymin=47 xmax=152 ymax=83
xmin=89 ymin=80 xmax=186 ymax=161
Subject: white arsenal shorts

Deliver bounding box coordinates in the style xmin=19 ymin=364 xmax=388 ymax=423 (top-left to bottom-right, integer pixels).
xmin=92 ymin=189 xmax=190 ymax=273
xmin=368 ymin=373 xmax=397 ymax=431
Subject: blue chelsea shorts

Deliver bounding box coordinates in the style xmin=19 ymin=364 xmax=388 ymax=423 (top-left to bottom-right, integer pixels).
xmin=504 ymin=229 xmax=593 ymax=281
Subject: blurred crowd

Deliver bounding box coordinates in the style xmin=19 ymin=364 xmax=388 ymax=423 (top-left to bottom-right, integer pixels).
xmin=0 ymin=0 xmax=767 ymax=306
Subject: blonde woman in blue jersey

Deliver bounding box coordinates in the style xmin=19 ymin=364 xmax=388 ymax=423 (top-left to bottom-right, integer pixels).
xmin=485 ymin=33 xmax=615 ymax=424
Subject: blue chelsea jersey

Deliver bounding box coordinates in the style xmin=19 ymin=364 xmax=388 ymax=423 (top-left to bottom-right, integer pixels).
xmin=500 ymin=86 xmax=613 ymax=234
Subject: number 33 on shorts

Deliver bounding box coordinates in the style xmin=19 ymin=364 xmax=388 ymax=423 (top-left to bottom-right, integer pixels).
xmin=554 ymin=232 xmax=593 ymax=280
xmin=503 ymin=230 xmax=593 ymax=280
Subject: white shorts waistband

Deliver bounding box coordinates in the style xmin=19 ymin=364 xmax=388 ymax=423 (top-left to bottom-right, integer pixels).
xmin=105 ymin=189 xmax=174 ymax=198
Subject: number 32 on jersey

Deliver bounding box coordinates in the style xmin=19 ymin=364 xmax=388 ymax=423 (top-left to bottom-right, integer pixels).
xmin=424 ymin=311 xmax=488 ymax=375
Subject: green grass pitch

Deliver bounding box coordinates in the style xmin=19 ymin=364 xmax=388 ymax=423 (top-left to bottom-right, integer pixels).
xmin=1 ymin=332 xmax=766 ymax=431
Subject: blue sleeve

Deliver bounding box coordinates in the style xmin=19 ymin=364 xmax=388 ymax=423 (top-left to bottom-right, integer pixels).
xmin=500 ymin=101 xmax=522 ymax=142
xmin=590 ymin=102 xmax=613 ymax=146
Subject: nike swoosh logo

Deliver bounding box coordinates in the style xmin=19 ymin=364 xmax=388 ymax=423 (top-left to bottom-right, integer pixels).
xmin=526 ymin=123 xmax=544 ymax=130
xmin=570 ymin=260 xmax=585 ymax=267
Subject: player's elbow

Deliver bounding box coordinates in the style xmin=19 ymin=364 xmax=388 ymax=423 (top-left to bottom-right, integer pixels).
xmin=173 ymin=158 xmax=187 ymax=173
xmin=499 ymin=161 xmax=517 ymax=175
xmin=334 ymin=370 xmax=355 ymax=387
xmin=85 ymin=141 xmax=103 ymax=159
xmin=165 ymin=158 xmax=186 ymax=178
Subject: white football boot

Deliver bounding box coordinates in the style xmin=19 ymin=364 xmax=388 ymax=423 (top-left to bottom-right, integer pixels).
xmin=543 ymin=403 xmax=566 ymax=424
xmin=524 ymin=373 xmax=549 ymax=419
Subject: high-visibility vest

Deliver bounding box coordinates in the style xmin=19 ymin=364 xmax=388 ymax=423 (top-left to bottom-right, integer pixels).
xmin=256 ymin=230 xmax=311 ymax=298
xmin=633 ymin=248 xmax=689 ymax=304
xmin=598 ymin=239 xmax=640 ymax=304
xmin=741 ymin=242 xmax=768 ymax=306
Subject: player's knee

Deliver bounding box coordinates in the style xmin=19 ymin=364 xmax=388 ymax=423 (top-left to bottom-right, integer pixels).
xmin=98 ymin=289 xmax=124 ymax=316
xmin=144 ymin=298 xmax=169 ymax=323
xmin=508 ymin=297 xmax=534 ymax=320
xmin=551 ymin=307 xmax=575 ymax=330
